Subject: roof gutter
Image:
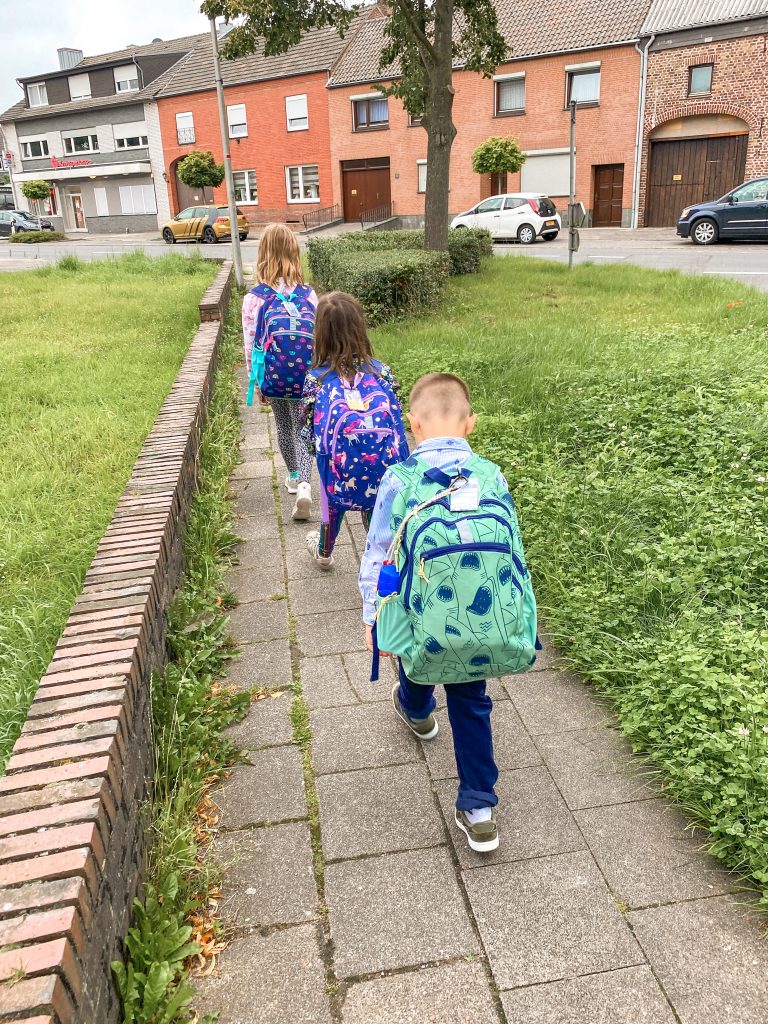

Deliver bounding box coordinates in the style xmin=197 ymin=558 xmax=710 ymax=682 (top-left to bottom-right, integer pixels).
xmin=630 ymin=33 xmax=654 ymax=229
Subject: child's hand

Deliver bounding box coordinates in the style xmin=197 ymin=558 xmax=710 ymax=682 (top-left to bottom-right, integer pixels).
xmin=365 ymin=624 xmax=391 ymax=657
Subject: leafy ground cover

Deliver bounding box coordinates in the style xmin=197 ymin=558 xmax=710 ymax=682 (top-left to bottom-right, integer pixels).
xmin=0 ymin=251 xmax=216 ymax=770
xmin=373 ymin=257 xmax=768 ymax=904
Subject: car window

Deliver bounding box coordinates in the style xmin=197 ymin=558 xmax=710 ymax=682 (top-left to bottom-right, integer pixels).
xmin=503 ymin=197 xmax=525 ymax=210
xmin=0 ymin=212 xmax=8 ymax=223
xmin=732 ymin=180 xmax=768 ymax=203
xmin=176 ymin=208 xmax=196 ymax=221
xmin=476 ymin=197 xmax=504 ymax=213
xmin=538 ymin=196 xmax=558 ymax=216
xmin=194 ymin=207 xmax=211 ymax=218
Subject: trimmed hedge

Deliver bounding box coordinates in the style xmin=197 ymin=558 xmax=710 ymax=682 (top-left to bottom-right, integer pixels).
xmin=324 ymin=248 xmax=451 ymax=325
xmin=10 ymin=230 xmax=65 ymax=243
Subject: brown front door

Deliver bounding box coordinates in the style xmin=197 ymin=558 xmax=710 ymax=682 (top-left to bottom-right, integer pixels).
xmin=342 ymin=158 xmax=391 ymax=221
xmin=592 ymin=164 xmax=624 ymax=227
xmin=646 ymin=134 xmax=748 ymax=227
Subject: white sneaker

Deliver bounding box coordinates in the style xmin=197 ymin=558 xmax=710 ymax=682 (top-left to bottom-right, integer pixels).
xmin=285 ymin=473 xmax=300 ymax=494
xmin=292 ymin=482 xmax=312 ymax=521
xmin=306 ymin=530 xmax=333 ymax=569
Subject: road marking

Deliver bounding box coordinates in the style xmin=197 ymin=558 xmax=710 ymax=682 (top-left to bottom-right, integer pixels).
xmin=703 ymin=271 xmax=768 ymax=275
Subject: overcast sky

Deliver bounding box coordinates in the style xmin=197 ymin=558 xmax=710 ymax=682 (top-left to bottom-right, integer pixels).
xmin=1 ymin=0 xmax=207 ymax=115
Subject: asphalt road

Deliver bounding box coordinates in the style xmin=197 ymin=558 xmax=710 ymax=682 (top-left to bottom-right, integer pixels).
xmin=2 ymin=226 xmax=768 ymax=290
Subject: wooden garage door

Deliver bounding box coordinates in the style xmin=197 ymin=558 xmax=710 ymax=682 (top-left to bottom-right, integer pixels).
xmin=646 ymin=135 xmax=748 ymax=227
xmin=342 ymin=158 xmax=391 ymax=222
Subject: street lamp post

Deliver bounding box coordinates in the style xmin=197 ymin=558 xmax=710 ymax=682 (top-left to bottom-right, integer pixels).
xmin=209 ymin=17 xmax=244 ymax=289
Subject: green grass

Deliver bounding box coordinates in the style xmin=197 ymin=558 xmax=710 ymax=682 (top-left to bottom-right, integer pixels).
xmin=0 ymin=251 xmax=216 ymax=770
xmin=373 ymin=256 xmax=768 ymax=903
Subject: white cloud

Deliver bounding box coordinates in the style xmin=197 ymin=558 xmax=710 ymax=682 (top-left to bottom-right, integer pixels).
xmin=1 ymin=0 xmax=207 ymax=113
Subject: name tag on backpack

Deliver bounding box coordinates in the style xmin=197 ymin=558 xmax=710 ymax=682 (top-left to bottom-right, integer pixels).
xmin=345 ymin=389 xmax=366 ymax=412
xmin=282 ymin=301 xmax=300 ymax=317
xmin=450 ymin=477 xmax=480 ymax=512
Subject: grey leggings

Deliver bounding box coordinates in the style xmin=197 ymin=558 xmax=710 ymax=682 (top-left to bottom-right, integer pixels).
xmin=270 ymin=399 xmax=313 ymax=483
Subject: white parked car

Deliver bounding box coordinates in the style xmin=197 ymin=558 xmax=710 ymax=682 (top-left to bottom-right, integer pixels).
xmin=451 ymin=193 xmax=561 ymax=244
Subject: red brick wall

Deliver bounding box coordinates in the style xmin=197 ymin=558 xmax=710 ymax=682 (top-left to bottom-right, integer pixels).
xmin=328 ymin=45 xmax=642 ymax=222
xmin=638 ymin=33 xmax=768 ymax=224
xmin=157 ymin=72 xmax=334 ymax=227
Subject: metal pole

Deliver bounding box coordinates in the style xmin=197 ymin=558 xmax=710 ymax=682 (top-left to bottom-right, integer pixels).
xmin=209 ymin=16 xmax=244 ymax=289
xmin=568 ymin=99 xmax=577 ymax=271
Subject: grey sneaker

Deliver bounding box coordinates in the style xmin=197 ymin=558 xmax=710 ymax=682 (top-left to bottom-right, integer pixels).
xmin=391 ymin=683 xmax=439 ymax=740
xmin=455 ymin=809 xmax=499 ymax=853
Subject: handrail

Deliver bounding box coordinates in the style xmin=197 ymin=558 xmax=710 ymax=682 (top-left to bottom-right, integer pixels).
xmin=360 ymin=201 xmax=394 ymax=228
xmin=302 ymin=203 xmax=341 ymax=230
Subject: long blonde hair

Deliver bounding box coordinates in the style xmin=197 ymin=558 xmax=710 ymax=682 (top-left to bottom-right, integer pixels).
xmin=256 ymin=223 xmax=304 ymax=289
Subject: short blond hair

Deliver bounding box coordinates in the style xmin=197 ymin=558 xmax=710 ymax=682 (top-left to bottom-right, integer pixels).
xmin=409 ymin=373 xmax=472 ymax=421
xmin=256 ymin=223 xmax=304 ymax=288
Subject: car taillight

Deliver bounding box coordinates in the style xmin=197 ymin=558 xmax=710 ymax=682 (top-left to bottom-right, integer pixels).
xmin=527 ymin=197 xmax=540 ymax=214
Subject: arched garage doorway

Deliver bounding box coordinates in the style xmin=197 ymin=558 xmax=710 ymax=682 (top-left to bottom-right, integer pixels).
xmin=646 ymin=114 xmax=749 ymax=226
xmin=171 ymin=157 xmax=214 ymax=214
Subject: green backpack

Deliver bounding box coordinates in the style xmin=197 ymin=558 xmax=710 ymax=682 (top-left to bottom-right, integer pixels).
xmin=375 ymin=452 xmax=538 ymax=684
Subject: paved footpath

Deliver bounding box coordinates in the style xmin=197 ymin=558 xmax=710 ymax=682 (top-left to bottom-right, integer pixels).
xmin=195 ymin=371 xmax=768 ymax=1024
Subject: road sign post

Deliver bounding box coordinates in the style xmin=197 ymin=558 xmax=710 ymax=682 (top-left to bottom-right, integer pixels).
xmin=568 ymin=99 xmax=578 ymax=270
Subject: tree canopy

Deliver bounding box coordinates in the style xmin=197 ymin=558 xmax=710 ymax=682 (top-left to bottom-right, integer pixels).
xmin=472 ymin=137 xmax=527 ymax=176
xmin=177 ymin=150 xmax=225 ymax=189
xmin=20 ymin=180 xmax=52 ymax=201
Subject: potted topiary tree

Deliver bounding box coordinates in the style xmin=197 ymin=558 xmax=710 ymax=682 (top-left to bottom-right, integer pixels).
xmin=20 ymin=179 xmax=52 ymax=226
xmin=176 ymin=150 xmax=224 ymax=206
xmin=471 ymin=137 xmax=527 ymax=197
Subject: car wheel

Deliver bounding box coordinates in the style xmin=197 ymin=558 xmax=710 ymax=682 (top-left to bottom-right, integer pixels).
xmin=162 ymin=228 xmax=175 ymax=245
xmin=518 ymin=224 xmax=536 ymax=245
xmin=239 ymin=233 xmax=248 ymax=241
xmin=542 ymin=232 xmax=558 ymax=242
xmin=202 ymin=226 xmax=217 ymax=244
xmin=691 ymin=218 xmax=719 ymax=246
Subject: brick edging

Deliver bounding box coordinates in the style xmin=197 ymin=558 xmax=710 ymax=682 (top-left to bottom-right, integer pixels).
xmin=0 ymin=261 xmax=234 ymax=1024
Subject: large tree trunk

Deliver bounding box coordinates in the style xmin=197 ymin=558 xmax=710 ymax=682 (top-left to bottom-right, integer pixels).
xmin=423 ymin=0 xmax=456 ymax=251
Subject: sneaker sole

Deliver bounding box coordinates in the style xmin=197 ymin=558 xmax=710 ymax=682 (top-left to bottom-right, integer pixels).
xmin=390 ymin=683 xmax=439 ymax=740
xmin=292 ymin=496 xmax=312 ymax=520
xmin=454 ymin=812 xmax=500 ymax=853
xmin=285 ymin=476 xmax=300 ymax=494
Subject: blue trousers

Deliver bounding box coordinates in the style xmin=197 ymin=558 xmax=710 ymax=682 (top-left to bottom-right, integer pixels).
xmin=397 ymin=662 xmax=498 ymax=811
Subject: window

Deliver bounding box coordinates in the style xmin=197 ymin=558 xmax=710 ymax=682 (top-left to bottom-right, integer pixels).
xmin=21 ymin=138 xmax=49 ymax=159
xmin=689 ymin=64 xmax=713 ymax=96
xmin=116 ymin=134 xmax=148 ymax=149
xmin=520 ymin=151 xmax=570 ymax=195
xmin=495 ymin=74 xmax=525 ymax=115
xmin=286 ymin=164 xmax=319 ymax=202
xmin=233 ymin=169 xmax=258 ymax=204
xmin=118 ymin=184 xmax=157 ymax=215
xmin=353 ymin=96 xmax=388 ymax=130
xmin=115 ymin=121 xmax=148 ymax=149
xmin=409 ymin=113 xmax=423 ymax=127
xmin=504 ymin=196 xmax=526 ymax=210
xmin=566 ymin=67 xmax=600 ymax=105
xmin=732 ymin=179 xmax=768 ymax=203
xmin=175 ymin=112 xmax=195 ymax=145
xmin=476 ymin=197 xmax=504 ymax=213
xmin=285 ymin=94 xmax=308 ymax=131
xmin=114 ymin=65 xmax=140 ymax=93
xmin=27 ymin=83 xmax=48 ymax=107
xmin=227 ymin=103 xmax=247 ymax=138
xmin=68 ymin=73 xmax=91 ymax=100
xmin=417 ymin=160 xmax=427 ymax=194
xmin=63 ymin=133 xmax=99 ymax=154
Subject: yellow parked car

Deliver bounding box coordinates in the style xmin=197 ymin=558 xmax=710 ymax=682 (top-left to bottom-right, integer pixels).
xmin=162 ymin=205 xmax=249 ymax=244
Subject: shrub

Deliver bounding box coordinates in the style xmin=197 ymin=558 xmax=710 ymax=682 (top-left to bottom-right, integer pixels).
xmin=465 ymin=226 xmax=494 ymax=258
xmin=324 ymin=248 xmax=450 ymax=324
xmin=11 ymin=230 xmax=65 ymax=244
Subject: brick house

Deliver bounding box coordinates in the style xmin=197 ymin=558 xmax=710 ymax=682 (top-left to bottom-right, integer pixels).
xmin=154 ymin=23 xmax=359 ymax=228
xmin=327 ymin=0 xmax=651 ymax=228
xmin=637 ymin=0 xmax=768 ymax=226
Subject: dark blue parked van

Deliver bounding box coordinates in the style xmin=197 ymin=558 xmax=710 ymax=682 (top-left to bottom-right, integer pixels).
xmin=677 ymin=177 xmax=768 ymax=245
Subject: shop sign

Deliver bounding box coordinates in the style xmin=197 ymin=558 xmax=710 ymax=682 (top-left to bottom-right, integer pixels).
xmin=50 ymin=155 xmax=92 ymax=169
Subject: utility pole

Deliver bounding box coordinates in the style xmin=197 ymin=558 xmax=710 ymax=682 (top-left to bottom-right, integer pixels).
xmin=209 ymin=16 xmax=244 ymax=289
xmin=568 ymin=99 xmax=578 ymax=271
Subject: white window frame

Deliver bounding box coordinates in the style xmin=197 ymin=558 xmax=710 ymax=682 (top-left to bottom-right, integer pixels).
xmin=68 ymin=73 xmax=91 ymax=100
xmin=417 ymin=160 xmax=427 ymax=194
xmin=227 ymin=103 xmax=248 ymax=138
xmin=114 ymin=65 xmax=140 ymax=93
xmin=494 ymin=72 xmax=525 ymax=115
xmin=118 ymin=183 xmax=157 ymax=216
xmin=20 ymin=136 xmax=50 ymax=159
xmin=27 ymin=83 xmax=48 ymax=107
xmin=285 ymin=164 xmax=320 ymax=203
xmin=114 ymin=121 xmax=149 ymax=150
xmin=116 ymin=134 xmax=148 ymax=149
xmin=285 ymin=94 xmax=309 ymax=132
xmin=175 ymin=111 xmax=195 ymax=144
xmin=63 ymin=133 xmax=100 ymax=155
xmin=233 ymin=169 xmax=258 ymax=205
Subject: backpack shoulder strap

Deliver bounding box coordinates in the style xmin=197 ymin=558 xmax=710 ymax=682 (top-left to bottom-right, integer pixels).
xmin=250 ymin=283 xmax=274 ymax=299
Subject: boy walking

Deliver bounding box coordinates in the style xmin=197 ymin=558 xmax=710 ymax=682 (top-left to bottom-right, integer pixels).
xmin=359 ymin=373 xmax=537 ymax=854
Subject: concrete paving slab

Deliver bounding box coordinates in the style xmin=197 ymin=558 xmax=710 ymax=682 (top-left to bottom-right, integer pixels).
xmin=296 ymin=609 xmax=369 ymax=656
xmin=231 ymin=514 xmax=281 ymax=543
xmin=436 ymin=766 xmax=585 ymax=869
xmin=423 ymin=703 xmax=542 ymax=781
xmin=630 ymin=896 xmax=768 ymax=1024
xmin=224 ymin=691 xmax=293 ymax=749
xmin=310 ymin=702 xmax=420 ymax=775
xmin=288 ymin=575 xmax=362 ymax=616
xmin=501 ymin=966 xmax=676 ymax=1023
xmin=463 ymin=850 xmax=643 ymax=989
xmin=229 ymin=598 xmax=289 ymax=644
xmin=222 ymin=639 xmax=293 ymax=691
xmin=233 ymin=459 xmax=273 ymax=480
xmin=300 ymin=654 xmax=359 ymax=709
xmin=506 ymin=670 xmax=613 ymax=735
xmin=286 ymin=542 xmax=360 ymax=579
xmin=344 ymin=651 xmax=397 ymax=703
xmin=342 ymin=961 xmax=498 ymax=1024
xmin=317 ymin=763 xmax=444 ymax=860
xmin=194 ymin=925 xmax=331 ymax=1023
xmin=526 ymin=636 xmax=563 ymax=673
xmin=212 ymin=822 xmax=316 ymax=927
xmin=212 ymin=746 xmax=306 ymax=827
xmin=234 ymin=538 xmax=285 ymax=571
xmin=535 ymin=726 xmax=660 ymax=810
xmin=325 ymin=848 xmax=478 ymax=977
xmin=223 ymin=566 xmax=286 ymax=602
xmin=575 ymin=799 xmax=737 ymax=909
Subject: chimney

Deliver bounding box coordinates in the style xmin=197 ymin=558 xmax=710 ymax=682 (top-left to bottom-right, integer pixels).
xmin=57 ymin=47 xmax=84 ymax=70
